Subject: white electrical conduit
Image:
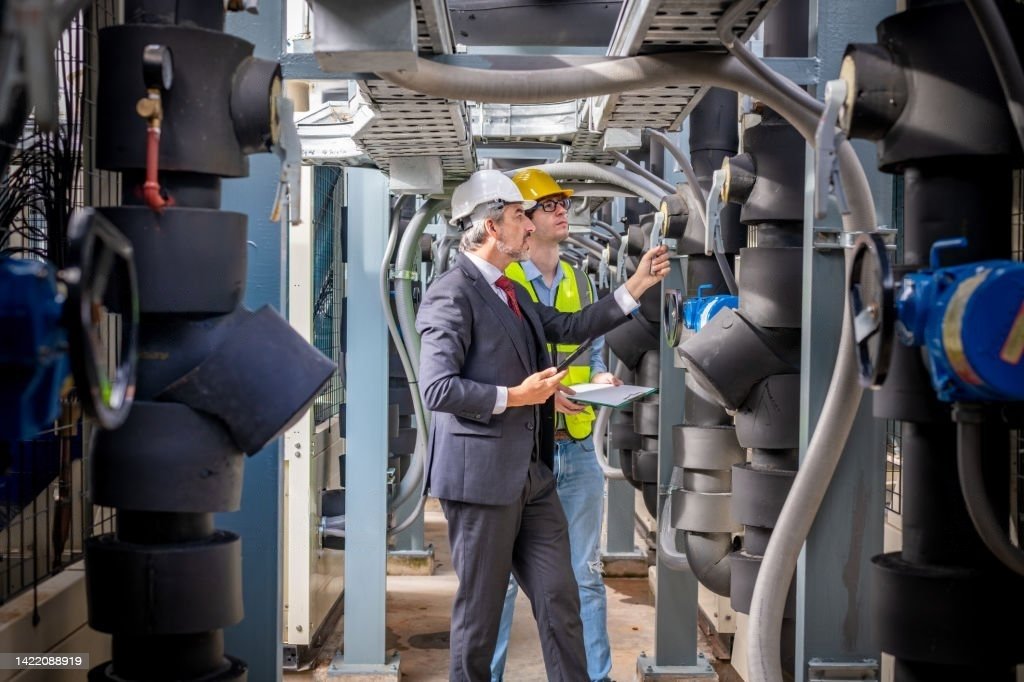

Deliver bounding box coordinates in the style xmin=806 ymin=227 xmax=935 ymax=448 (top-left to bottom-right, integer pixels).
xmin=395 ymin=199 xmax=446 ymax=368
xmin=566 ymin=234 xmax=606 ymax=260
xmin=380 ymin=62 xmax=876 ymax=679
xmin=610 ymin=150 xmax=677 ymax=194
xmin=644 ymin=128 xmax=707 ymax=224
xmin=650 ymin=129 xmax=740 ymax=297
xmin=591 ymin=220 xmax=622 ymax=246
xmin=380 ymin=195 xmax=424 ymax=518
xmin=716 ymin=0 xmax=822 ymax=118
xmin=593 ymin=359 xmax=628 ymax=480
xmin=386 ymin=200 xmax=446 ymax=536
xmin=378 ymin=49 xmax=877 ymax=682
xmin=965 ymin=0 xmax=1024 ymax=154
xmin=658 ymin=495 xmax=691 ymax=572
xmin=560 ymin=182 xmax=638 ymax=201
xmin=521 ymin=161 xmax=668 ymax=208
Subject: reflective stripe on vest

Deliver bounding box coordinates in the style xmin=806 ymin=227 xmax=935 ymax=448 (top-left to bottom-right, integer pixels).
xmin=505 ymin=260 xmax=597 ymax=439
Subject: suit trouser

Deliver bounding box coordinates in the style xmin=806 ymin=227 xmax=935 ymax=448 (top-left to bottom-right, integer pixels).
xmin=441 ymin=458 xmax=588 ymax=682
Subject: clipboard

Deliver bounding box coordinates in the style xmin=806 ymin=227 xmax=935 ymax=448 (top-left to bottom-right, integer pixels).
xmin=565 ymin=383 xmax=658 ymax=409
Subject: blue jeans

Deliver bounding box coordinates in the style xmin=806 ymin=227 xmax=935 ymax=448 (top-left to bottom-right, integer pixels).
xmin=490 ymin=437 xmax=611 ymax=682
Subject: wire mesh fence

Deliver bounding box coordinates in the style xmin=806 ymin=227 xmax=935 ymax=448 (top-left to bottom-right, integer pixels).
xmin=0 ymin=0 xmax=118 ymax=604
xmin=311 ymin=166 xmax=346 ymax=426
xmin=885 ymin=175 xmax=904 ymax=516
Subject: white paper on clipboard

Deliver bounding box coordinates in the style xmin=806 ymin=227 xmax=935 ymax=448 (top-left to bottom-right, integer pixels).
xmin=564 ymin=383 xmax=658 ymax=409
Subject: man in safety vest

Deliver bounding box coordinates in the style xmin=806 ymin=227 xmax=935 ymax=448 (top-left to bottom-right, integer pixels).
xmin=491 ymin=168 xmax=621 ymax=682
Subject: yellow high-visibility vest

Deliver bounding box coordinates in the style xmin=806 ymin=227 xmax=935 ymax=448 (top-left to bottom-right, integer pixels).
xmin=506 ymin=260 xmax=597 ymax=439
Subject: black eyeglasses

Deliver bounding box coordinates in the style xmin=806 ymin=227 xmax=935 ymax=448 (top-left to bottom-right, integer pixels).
xmin=529 ymin=197 xmax=572 ymax=214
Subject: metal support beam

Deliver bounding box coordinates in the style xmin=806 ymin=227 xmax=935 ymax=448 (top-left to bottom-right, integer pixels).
xmin=795 ymin=2 xmax=895 ymax=680
xmin=640 ymin=257 xmax=713 ymax=679
xmin=604 ymin=352 xmax=646 ymax=573
xmin=331 ymin=168 xmax=397 ymax=675
xmin=218 ymin=4 xmax=285 ymax=675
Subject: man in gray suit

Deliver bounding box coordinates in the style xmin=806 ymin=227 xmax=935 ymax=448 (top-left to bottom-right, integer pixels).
xmin=417 ymin=169 xmax=669 ymax=681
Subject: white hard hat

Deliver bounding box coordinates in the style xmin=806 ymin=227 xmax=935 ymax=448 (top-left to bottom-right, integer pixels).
xmin=449 ymin=169 xmax=536 ymax=226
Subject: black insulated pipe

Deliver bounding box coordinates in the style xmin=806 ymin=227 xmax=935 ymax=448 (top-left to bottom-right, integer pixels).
xmin=846 ymin=3 xmax=1024 ymax=679
xmin=84 ymin=3 xmax=335 ymax=680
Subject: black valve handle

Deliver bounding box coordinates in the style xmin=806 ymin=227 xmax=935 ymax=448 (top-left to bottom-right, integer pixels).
xmin=848 ymin=233 xmax=895 ymax=388
xmin=64 ymin=209 xmax=139 ymax=430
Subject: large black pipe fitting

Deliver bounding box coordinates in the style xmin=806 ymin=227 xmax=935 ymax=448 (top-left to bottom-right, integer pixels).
xmin=731 ymin=463 xmax=796 ymax=529
xmin=124 ymin=0 xmax=226 ymax=30
xmin=686 ymin=254 xmax=731 ymax=295
xmin=873 ymin=340 xmax=946 ymax=422
xmin=610 ymin=421 xmax=642 ymax=451
xmin=86 ymin=530 xmax=243 ymax=633
xmin=838 ymin=43 xmax=908 ymax=141
xmin=633 ymin=399 xmax=660 ymax=436
xmin=689 ymin=87 xmax=739 ymax=183
xmin=99 ymin=207 xmax=248 ymax=314
xmin=92 ymin=402 xmax=243 ymax=513
xmin=680 ymin=533 xmax=733 ymax=597
xmin=734 ymin=374 xmax=801 ymax=450
xmin=606 ymin=316 xmax=659 ymax=370
xmin=98 ymin=26 xmax=279 ymax=178
xmin=722 ymin=153 xmax=756 ymax=206
xmin=842 ymin=3 xmax=1024 ymax=168
xmin=689 ymin=87 xmax=746 ymax=254
xmin=232 ymin=57 xmax=283 ymax=155
xmin=672 ymin=425 xmax=744 ymax=471
xmin=731 ymin=109 xmax=806 ymax=226
xmin=636 ymin=349 xmax=660 ymax=388
xmin=731 ymin=550 xmax=796 ymax=618
xmin=682 ymin=372 xmax=732 ymax=427
xmin=87 ymin=7 xmax=334 ymax=680
xmin=871 ymin=553 xmax=1024 ymax=669
xmin=670 ymin=486 xmax=739 ymax=534
xmin=678 ymin=307 xmax=800 ymax=411
xmin=632 ymin=449 xmax=658 ymax=484
xmin=902 ymin=160 xmax=1013 ymax=268
xmin=92 ymin=654 xmax=247 ymax=682
xmin=737 ymin=247 xmax=803 ymax=328
xmin=157 ymin=306 xmax=336 ymax=455
xmin=134 ymin=310 xmax=253 ymax=398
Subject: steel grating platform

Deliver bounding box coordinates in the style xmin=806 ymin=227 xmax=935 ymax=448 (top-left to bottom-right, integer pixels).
xmin=304 ymin=0 xmax=774 ymax=177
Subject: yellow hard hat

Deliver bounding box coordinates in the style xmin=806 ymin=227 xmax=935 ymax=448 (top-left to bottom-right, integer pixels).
xmin=511 ymin=168 xmax=574 ymax=203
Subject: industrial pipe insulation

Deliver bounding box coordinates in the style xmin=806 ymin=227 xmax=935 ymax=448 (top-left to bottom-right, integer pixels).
xmin=376 ymin=51 xmax=878 ymax=682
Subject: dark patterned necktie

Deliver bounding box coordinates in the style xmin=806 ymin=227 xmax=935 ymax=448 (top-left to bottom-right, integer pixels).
xmin=494 ymin=275 xmax=524 ymax=320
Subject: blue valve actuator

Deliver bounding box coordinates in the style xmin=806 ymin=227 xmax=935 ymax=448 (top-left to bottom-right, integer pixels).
xmin=0 ymin=257 xmax=70 ymax=439
xmin=683 ymin=284 xmax=739 ymax=332
xmin=895 ymin=239 xmax=1024 ymax=403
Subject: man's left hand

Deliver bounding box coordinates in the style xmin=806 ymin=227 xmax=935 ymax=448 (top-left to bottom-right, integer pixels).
xmin=555 ymin=385 xmax=586 ymax=414
xmin=591 ymin=372 xmax=623 ymax=386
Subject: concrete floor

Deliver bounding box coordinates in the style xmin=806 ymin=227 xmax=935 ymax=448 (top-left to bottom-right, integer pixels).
xmin=289 ymin=499 xmax=738 ymax=681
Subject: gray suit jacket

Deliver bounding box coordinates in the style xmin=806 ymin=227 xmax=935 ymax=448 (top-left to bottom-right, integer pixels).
xmin=416 ymin=252 xmax=629 ymax=505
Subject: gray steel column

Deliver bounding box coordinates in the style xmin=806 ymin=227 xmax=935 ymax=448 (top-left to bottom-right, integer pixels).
xmin=333 ymin=168 xmax=395 ymax=672
xmin=606 ymin=353 xmax=643 ymax=559
xmin=640 ymin=257 xmax=713 ymax=677
xmin=796 ymin=1 xmax=894 ymax=679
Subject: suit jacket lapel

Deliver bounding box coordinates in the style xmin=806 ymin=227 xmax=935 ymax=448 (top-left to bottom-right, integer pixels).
xmin=456 ymin=254 xmax=534 ymax=372
xmin=520 ymin=302 xmax=552 ymax=369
